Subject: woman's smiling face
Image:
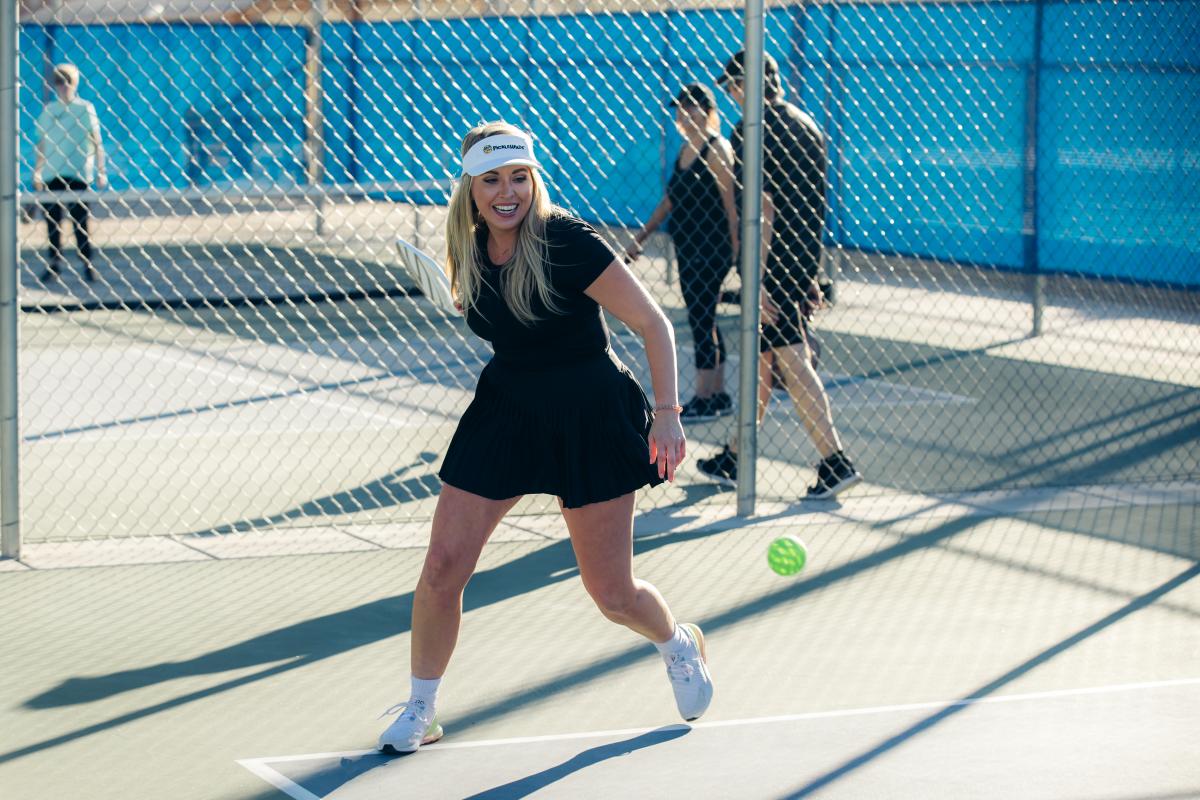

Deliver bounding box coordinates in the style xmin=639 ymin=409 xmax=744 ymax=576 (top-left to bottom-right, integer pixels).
xmin=471 ymin=165 xmax=534 ymax=234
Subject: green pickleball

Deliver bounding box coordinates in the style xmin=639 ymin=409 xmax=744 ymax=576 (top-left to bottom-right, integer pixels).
xmin=766 ymin=535 xmax=808 ymax=576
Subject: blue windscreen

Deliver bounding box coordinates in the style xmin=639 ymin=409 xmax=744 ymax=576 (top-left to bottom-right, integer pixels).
xmin=18 ymin=1 xmax=1198 ymax=286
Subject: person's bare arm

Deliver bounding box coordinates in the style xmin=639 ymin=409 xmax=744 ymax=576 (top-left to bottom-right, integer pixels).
xmin=584 ymin=260 xmax=685 ymax=480
xmin=707 ymin=138 xmax=740 ymax=258
xmin=625 ymin=194 xmax=673 ymax=261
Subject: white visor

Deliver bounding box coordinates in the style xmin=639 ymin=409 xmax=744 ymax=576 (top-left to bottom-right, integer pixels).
xmin=461 ymin=133 xmax=540 ymax=177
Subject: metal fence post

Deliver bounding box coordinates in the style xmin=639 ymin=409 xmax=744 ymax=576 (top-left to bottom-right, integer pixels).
xmin=305 ymin=0 xmax=327 ymax=236
xmin=1 ymin=0 xmax=21 ymax=560
xmin=736 ymin=0 xmax=766 ymax=518
xmin=1025 ymin=0 xmax=1046 ymax=336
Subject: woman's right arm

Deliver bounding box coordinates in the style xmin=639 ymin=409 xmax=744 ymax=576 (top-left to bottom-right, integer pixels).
xmin=583 ymin=261 xmax=685 ymax=481
xmin=624 ymin=194 xmax=673 ymax=262
xmin=708 ymin=137 xmax=740 ymax=258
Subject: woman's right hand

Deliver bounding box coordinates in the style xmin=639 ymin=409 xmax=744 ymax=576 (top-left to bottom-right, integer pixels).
xmin=623 ymin=240 xmax=642 ymax=264
xmin=648 ymin=411 xmax=686 ymax=482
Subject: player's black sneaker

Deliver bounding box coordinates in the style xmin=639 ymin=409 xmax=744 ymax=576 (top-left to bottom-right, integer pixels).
xmin=679 ymin=396 xmax=718 ymax=422
xmin=40 ymin=260 xmax=63 ymax=283
xmin=804 ymin=451 xmax=862 ymax=500
xmin=709 ymin=392 xmax=732 ymax=416
xmin=697 ymin=445 xmax=738 ymax=486
xmin=679 ymin=393 xmax=733 ymax=423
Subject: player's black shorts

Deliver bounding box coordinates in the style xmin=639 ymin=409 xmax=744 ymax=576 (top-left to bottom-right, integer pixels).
xmin=759 ymin=251 xmax=820 ymax=354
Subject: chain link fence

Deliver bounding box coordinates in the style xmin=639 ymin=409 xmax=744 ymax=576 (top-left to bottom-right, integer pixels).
xmin=5 ymin=0 xmax=1199 ymax=547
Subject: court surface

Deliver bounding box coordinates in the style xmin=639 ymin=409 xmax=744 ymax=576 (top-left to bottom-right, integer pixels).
xmin=1 ymin=485 xmax=1197 ymax=799
xmin=3 ymin=214 xmax=1199 ymax=799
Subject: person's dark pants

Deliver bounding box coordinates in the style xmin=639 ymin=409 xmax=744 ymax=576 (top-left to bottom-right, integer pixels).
xmin=678 ymin=258 xmax=731 ymax=371
xmin=42 ymin=177 xmax=92 ymax=268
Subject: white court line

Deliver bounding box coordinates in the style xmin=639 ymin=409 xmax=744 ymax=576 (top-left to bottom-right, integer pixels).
xmin=238 ymin=757 xmax=323 ymax=800
xmin=238 ymin=676 xmax=1200 ymax=780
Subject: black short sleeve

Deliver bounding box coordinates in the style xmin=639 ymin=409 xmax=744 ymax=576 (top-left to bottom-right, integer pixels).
xmin=546 ymin=214 xmax=618 ymax=294
xmin=464 ymin=212 xmax=618 ymax=366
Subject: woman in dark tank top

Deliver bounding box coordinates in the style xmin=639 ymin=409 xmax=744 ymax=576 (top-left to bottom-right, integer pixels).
xmin=626 ymin=84 xmax=739 ymax=422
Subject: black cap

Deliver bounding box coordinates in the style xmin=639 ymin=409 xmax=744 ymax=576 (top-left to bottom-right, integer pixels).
xmin=716 ymin=49 xmax=780 ymax=86
xmin=669 ymin=83 xmax=716 ymax=111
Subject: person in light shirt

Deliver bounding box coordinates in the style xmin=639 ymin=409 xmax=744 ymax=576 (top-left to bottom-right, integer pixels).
xmin=34 ymin=63 xmax=108 ymax=283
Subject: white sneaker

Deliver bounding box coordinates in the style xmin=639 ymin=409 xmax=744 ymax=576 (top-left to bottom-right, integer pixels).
xmin=665 ymin=623 xmax=713 ymax=721
xmin=377 ymin=699 xmax=443 ymax=754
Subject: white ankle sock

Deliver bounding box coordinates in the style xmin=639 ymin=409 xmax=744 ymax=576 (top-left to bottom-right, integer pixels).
xmin=410 ymin=676 xmax=441 ymax=710
xmin=654 ymin=624 xmax=695 ymax=661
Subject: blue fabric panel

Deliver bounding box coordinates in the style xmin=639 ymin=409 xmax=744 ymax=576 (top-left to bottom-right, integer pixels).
xmin=17 ymin=26 xmax=48 ymax=186
xmin=217 ymin=25 xmax=307 ymax=186
xmin=24 ymin=23 xmax=307 ymax=190
xmin=414 ymin=14 xmax=530 ymax=65
xmin=834 ymin=2 xmax=1034 ymax=64
xmin=17 ymin=1 xmax=1198 ymax=286
xmin=530 ymin=63 xmax=665 ymax=225
xmin=341 ymin=21 xmax=422 ymax=185
xmin=320 ymin=23 xmax=355 ymax=185
xmin=797 ymin=5 xmax=835 ymax=133
xmin=531 ymin=10 xmax=670 ymax=218
xmin=405 ymin=62 xmax=534 ymax=184
xmin=530 ymin=12 xmax=661 ymax=64
xmin=796 ymin=6 xmax=838 ymax=239
xmin=1043 ymin=0 xmax=1200 ymax=67
xmin=1038 ymin=69 xmax=1200 ymax=284
xmin=835 ymin=63 xmax=1026 ymax=266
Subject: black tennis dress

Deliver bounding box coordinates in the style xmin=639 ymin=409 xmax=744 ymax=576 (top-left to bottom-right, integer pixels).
xmin=438 ymin=213 xmax=665 ymax=508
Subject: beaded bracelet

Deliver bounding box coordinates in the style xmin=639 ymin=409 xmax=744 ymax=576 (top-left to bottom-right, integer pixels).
xmin=654 ymin=403 xmax=683 ymax=414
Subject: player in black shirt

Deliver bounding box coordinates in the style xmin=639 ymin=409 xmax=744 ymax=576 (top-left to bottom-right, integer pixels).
xmin=697 ymin=51 xmax=863 ymax=500
xmin=377 ymin=122 xmax=713 ymax=754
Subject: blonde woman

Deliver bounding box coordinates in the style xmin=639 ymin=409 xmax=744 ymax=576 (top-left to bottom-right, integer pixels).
xmin=377 ymin=122 xmax=713 ymax=754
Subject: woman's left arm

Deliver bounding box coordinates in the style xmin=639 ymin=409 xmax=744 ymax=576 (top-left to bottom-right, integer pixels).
xmin=585 ymin=261 xmax=686 ymax=481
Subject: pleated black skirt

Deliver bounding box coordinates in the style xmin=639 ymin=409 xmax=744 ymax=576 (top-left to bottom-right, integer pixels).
xmin=439 ymin=349 xmax=665 ymax=508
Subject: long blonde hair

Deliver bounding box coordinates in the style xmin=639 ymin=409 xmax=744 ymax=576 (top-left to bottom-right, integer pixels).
xmin=446 ymin=121 xmax=561 ymax=325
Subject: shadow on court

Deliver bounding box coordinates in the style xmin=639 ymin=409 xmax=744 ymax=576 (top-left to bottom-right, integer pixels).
xmin=19 ymin=497 xmax=732 ymax=720
xmin=779 ymin=563 xmax=1200 ymax=799
xmin=812 ymin=331 xmax=1200 ymax=494
xmin=273 ymin=726 xmax=690 ymax=800
xmin=185 ymin=452 xmax=443 ymax=535
xmin=11 ymin=468 xmax=1188 ymax=778
xmin=462 ymin=726 xmax=690 ymax=799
